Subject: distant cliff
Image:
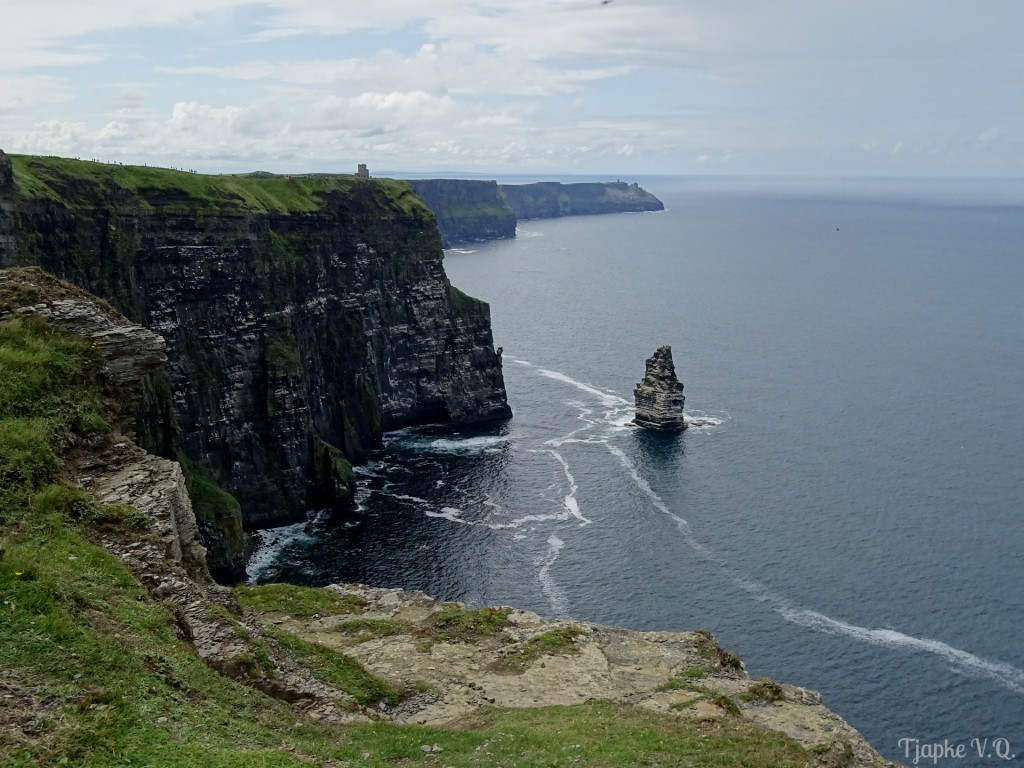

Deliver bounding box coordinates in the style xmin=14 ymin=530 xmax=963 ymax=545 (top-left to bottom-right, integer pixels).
xmin=407 ymin=179 xmax=517 ymax=248
xmin=406 ymin=178 xmax=664 ymax=246
xmin=0 ymin=151 xmax=511 ymax=580
xmin=501 ymin=180 xmax=664 ymax=220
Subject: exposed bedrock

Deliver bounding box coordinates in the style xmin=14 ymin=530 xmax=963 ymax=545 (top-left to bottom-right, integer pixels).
xmin=633 ymin=345 xmax=686 ymax=432
xmin=0 ymin=155 xmax=512 ymax=579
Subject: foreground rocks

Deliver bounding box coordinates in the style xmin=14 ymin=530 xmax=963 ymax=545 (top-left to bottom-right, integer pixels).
xmin=252 ymin=584 xmax=899 ymax=767
xmin=633 ymin=345 xmax=687 ymax=431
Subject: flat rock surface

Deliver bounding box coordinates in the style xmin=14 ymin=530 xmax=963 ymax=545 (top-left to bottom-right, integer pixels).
xmin=251 ymin=584 xmax=900 ymax=767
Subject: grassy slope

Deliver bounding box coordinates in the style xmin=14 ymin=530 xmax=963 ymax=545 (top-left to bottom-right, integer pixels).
xmin=6 ymin=154 xmax=429 ymax=218
xmin=0 ymin=284 xmax=812 ymax=766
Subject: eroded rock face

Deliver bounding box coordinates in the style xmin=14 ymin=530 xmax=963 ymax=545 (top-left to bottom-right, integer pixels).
xmin=633 ymin=345 xmax=686 ymax=431
xmin=0 ymin=162 xmax=511 ymax=537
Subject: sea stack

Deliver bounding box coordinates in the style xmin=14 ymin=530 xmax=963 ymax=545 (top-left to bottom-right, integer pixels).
xmin=633 ymin=345 xmax=686 ymax=432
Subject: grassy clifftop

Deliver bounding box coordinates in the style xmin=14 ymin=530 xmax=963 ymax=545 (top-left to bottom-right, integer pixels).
xmin=4 ymin=154 xmax=430 ymax=218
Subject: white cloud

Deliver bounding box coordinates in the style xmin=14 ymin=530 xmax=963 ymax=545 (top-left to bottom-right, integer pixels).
xmin=1 ymin=1 xmax=1023 ymax=174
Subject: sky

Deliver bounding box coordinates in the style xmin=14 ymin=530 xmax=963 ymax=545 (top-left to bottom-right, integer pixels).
xmin=1 ymin=0 xmax=1022 ymax=176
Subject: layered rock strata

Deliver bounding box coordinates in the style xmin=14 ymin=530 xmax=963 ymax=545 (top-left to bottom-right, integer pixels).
xmin=407 ymin=179 xmax=517 ymax=247
xmin=0 ymin=155 xmax=512 ymax=578
xmin=633 ymin=345 xmax=686 ymax=431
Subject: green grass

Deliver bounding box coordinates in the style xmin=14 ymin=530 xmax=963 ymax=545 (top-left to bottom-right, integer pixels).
xmin=741 ymin=678 xmax=785 ymax=703
xmin=235 ymin=583 xmax=368 ymax=617
xmin=0 ymin=315 xmax=105 ymax=524
xmin=332 ymin=701 xmax=813 ymax=768
xmin=418 ymin=604 xmax=511 ymax=644
xmin=495 ymin=625 xmax=583 ymax=673
xmin=6 ymin=154 xmax=433 ymax=221
xmin=657 ymin=666 xmax=712 ymax=691
xmin=265 ymin=629 xmax=403 ymax=707
xmin=335 ymin=619 xmax=410 ymax=640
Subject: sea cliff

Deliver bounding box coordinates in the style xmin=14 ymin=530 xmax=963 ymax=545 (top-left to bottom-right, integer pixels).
xmin=0 ymin=269 xmax=898 ymax=765
xmin=407 ymin=179 xmax=517 ymax=248
xmin=407 ymin=178 xmax=664 ymax=246
xmin=0 ymin=152 xmax=510 ymax=580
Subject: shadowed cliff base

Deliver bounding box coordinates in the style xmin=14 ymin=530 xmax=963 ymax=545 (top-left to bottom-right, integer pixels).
xmin=0 ymin=154 xmax=511 ymax=581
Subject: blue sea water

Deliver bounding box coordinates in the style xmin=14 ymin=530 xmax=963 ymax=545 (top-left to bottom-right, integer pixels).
xmin=250 ymin=176 xmax=1024 ymax=764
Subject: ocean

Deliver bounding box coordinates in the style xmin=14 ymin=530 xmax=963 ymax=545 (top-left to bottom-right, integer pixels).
xmin=249 ymin=175 xmax=1024 ymax=764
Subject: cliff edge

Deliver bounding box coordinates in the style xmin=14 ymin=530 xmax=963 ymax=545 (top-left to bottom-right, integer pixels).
xmin=0 ymin=269 xmax=899 ymax=766
xmin=407 ymin=178 xmax=664 ymax=246
xmin=0 ymin=154 xmax=511 ymax=579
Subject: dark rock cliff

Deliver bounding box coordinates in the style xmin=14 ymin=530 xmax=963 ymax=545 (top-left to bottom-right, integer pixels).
xmin=500 ymin=181 xmax=664 ymax=220
xmin=407 ymin=179 xmax=517 ymax=248
xmin=0 ymin=154 xmax=511 ymax=580
xmin=408 ymin=178 xmax=664 ymax=246
xmin=633 ymin=345 xmax=686 ymax=432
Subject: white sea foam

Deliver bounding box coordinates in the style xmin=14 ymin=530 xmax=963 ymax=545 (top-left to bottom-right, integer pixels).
xmin=535 ymin=449 xmax=592 ymax=526
xmin=425 ymin=507 xmax=471 ymax=524
xmin=782 ymin=608 xmax=1024 ymax=695
xmin=388 ymin=493 xmax=430 ymax=505
xmin=245 ymin=521 xmax=310 ymax=583
xmin=537 ymin=534 xmax=568 ymax=616
xmin=429 ymin=435 xmax=511 ymax=453
xmin=604 ymin=443 xmax=1024 ymax=695
xmin=533 ymin=367 xmax=630 ymax=409
xmin=487 ymin=512 xmax=568 ymax=530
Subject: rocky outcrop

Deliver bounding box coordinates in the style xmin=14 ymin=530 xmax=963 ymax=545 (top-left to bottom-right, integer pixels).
xmin=633 ymin=345 xmax=686 ymax=431
xmin=0 ymin=267 xmax=166 ymax=433
xmin=0 ymin=155 xmax=511 ymax=573
xmin=500 ymin=180 xmax=664 ymax=220
xmin=407 ymin=179 xmax=517 ymax=247
xmin=252 ymin=584 xmax=900 ymax=767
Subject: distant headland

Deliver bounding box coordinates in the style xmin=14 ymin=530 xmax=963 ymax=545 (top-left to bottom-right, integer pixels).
xmin=407 ymin=178 xmax=665 ymax=247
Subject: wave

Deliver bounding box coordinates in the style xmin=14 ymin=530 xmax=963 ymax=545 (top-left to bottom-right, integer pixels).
xmin=537 ymin=534 xmax=568 ymax=616
xmin=428 ymin=435 xmax=512 ymax=453
xmin=245 ymin=521 xmax=312 ymax=583
xmin=604 ymin=442 xmax=1024 ymax=695
xmin=425 ymin=507 xmax=470 ymax=524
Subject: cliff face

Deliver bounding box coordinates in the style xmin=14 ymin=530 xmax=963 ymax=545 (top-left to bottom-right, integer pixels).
xmin=407 ymin=179 xmax=517 ymax=248
xmin=0 ymin=155 xmax=511 ymax=579
xmin=501 ymin=180 xmax=664 ymax=220
xmin=407 ymin=178 xmax=664 ymax=246
xmin=633 ymin=345 xmax=686 ymax=432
